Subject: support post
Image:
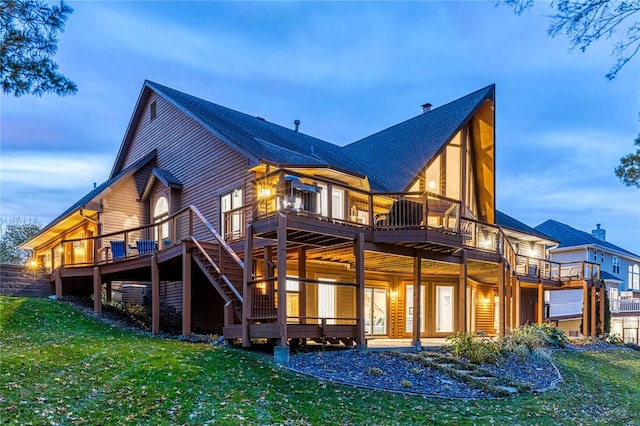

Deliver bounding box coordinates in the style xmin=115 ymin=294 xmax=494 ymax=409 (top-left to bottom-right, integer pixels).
xmin=298 ymin=247 xmax=307 ymax=325
xmin=182 ymin=243 xmax=192 ymax=337
xmin=514 ymin=278 xmax=521 ymax=327
xmin=277 ymin=214 xmax=288 ymax=347
xmin=412 ymin=255 xmax=422 ymax=350
xmin=105 ymin=281 xmax=112 ymax=303
xmin=537 ymin=282 xmax=544 ymax=325
xmin=599 ymin=284 xmax=605 ymax=337
xmin=458 ymin=249 xmax=467 ymax=333
xmin=582 ymin=281 xmax=589 ymax=337
xmin=55 ymin=273 xmax=62 ymax=298
xmin=591 ymin=284 xmax=597 ymax=337
xmin=242 ymin=224 xmax=253 ymax=347
xmin=93 ymin=266 xmax=102 ymax=314
xmin=354 ymin=233 xmax=366 ymax=347
xmin=498 ymin=262 xmax=505 ymax=335
xmin=151 ymin=254 xmax=160 ymax=334
xmin=505 ymin=271 xmax=512 ymax=332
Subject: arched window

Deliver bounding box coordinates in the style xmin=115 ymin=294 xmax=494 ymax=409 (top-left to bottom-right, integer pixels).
xmin=629 ymin=264 xmax=640 ymax=290
xmin=154 ymin=196 xmax=169 ymax=240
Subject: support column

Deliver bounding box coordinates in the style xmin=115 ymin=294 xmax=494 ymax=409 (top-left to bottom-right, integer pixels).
xmin=599 ymin=284 xmax=606 ymax=337
xmin=537 ymin=282 xmax=544 ymax=325
xmin=582 ymin=281 xmax=589 ymax=337
xmin=514 ymin=278 xmax=521 ymax=327
xmin=93 ymin=267 xmax=102 ymax=314
xmin=412 ymin=255 xmax=422 ymax=350
xmin=151 ymin=254 xmax=160 ymax=334
xmin=55 ymin=273 xmax=62 ymax=298
xmin=182 ymin=243 xmax=192 ymax=337
xmin=591 ymin=284 xmax=597 ymax=337
xmin=106 ymin=281 xmax=112 ymax=303
xmin=354 ymin=233 xmax=366 ymax=347
xmin=458 ymin=250 xmax=467 ymax=333
xmin=498 ymin=263 xmax=505 ymax=335
xmin=505 ymin=271 xmax=512 ymax=332
xmin=298 ymin=247 xmax=307 ymax=325
xmin=242 ymin=224 xmax=253 ymax=348
xmin=276 ymin=214 xmax=288 ymax=347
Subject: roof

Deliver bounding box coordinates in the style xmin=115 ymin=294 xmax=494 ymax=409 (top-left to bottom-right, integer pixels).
xmin=21 ymin=151 xmax=156 ymax=249
xmin=535 ymin=219 xmax=639 ymax=258
xmin=495 ymin=210 xmax=558 ymax=242
xmin=340 ymin=84 xmax=495 ymax=191
xmin=600 ymin=271 xmax=622 ymax=282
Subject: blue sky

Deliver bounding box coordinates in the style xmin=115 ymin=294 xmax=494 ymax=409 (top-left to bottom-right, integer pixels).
xmin=1 ymin=1 xmax=639 ymax=254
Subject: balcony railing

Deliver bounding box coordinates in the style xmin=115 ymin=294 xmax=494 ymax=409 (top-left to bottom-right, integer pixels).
xmin=611 ymin=298 xmax=640 ymax=313
xmin=547 ymin=301 xmax=584 ymax=317
xmin=253 ymin=169 xmax=461 ymax=233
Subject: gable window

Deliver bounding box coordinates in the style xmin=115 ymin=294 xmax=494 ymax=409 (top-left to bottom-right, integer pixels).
xmin=593 ymin=250 xmax=597 ymax=262
xmin=601 ymin=251 xmax=605 ymax=263
xmin=221 ymin=188 xmax=243 ymax=240
xmin=612 ymin=256 xmax=620 ymax=275
xmin=629 ymin=264 xmax=640 ymax=290
xmin=150 ymin=101 xmax=157 ymax=122
xmin=154 ymin=196 xmax=169 ymax=241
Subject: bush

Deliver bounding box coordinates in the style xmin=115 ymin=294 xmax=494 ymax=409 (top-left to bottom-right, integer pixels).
xmin=532 ymin=323 xmax=569 ymax=348
xmin=604 ymin=333 xmax=624 ymax=345
xmin=500 ymin=324 xmax=567 ymax=360
xmin=445 ymin=332 xmax=502 ymax=365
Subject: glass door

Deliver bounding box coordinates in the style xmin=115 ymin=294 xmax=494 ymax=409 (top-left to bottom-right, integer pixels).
xmin=435 ymin=286 xmax=454 ymax=333
xmin=405 ymin=284 xmax=426 ymax=334
xmin=364 ymin=288 xmax=387 ymax=335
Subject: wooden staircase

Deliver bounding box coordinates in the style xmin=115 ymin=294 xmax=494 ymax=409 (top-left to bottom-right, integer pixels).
xmin=191 ymin=237 xmax=244 ymax=322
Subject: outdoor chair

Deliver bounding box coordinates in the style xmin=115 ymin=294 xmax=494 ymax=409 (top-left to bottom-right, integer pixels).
xmin=136 ymin=240 xmax=157 ymax=255
xmin=110 ymin=240 xmax=127 ymax=260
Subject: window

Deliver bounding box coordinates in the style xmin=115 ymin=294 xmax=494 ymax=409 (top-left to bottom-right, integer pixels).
xmin=629 ymin=264 xmax=640 ymax=290
xmin=150 ymin=101 xmax=157 ymax=122
xmin=593 ymin=249 xmax=597 ymax=262
xmin=221 ymin=188 xmax=243 ymax=240
xmin=612 ymin=256 xmax=620 ymax=274
xmin=154 ymin=196 xmax=169 ymax=241
xmin=601 ymin=251 xmax=605 ymax=263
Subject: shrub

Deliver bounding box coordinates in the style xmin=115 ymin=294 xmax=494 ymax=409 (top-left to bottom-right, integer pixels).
xmin=399 ymin=380 xmax=413 ymax=389
xmin=604 ymin=333 xmax=624 ymax=345
xmin=446 ymin=332 xmax=502 ymax=364
xmin=532 ymin=323 xmax=569 ymax=348
xmin=367 ymin=367 xmax=384 ymax=377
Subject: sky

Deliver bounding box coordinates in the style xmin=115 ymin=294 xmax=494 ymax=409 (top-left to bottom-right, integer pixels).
xmin=1 ymin=1 xmax=639 ymax=255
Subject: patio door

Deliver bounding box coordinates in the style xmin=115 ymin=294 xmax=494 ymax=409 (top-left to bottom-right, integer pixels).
xmin=364 ymin=288 xmax=387 ymax=335
xmin=435 ymin=286 xmax=454 ymax=333
xmin=405 ymin=284 xmax=426 ymax=334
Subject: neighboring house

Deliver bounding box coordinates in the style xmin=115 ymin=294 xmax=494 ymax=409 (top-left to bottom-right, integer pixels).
xmin=536 ymin=220 xmax=640 ymax=343
xmin=21 ymin=81 xmax=604 ymax=358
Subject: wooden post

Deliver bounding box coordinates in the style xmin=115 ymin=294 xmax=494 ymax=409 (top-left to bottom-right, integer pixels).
xmin=151 ymin=254 xmax=160 ymax=334
xmin=182 ymin=243 xmax=192 ymax=337
xmin=582 ymin=281 xmax=589 ymax=337
xmin=298 ymin=247 xmax=307 ymax=325
xmin=277 ymin=214 xmax=288 ymax=346
xmin=514 ymin=277 xmax=521 ymax=326
xmin=327 ymin=183 xmax=333 ymax=220
xmin=498 ymin=262 xmax=505 ymax=335
xmin=537 ymin=282 xmax=544 ymax=325
xmin=599 ymin=284 xmax=605 ymax=337
xmin=412 ymin=255 xmax=422 ymax=349
xmin=92 ymin=267 xmax=102 ymax=314
xmin=354 ymin=233 xmax=366 ymax=346
xmin=242 ymin=224 xmax=253 ymax=347
xmin=458 ymin=250 xmax=467 ymax=333
xmin=505 ymin=271 xmax=511 ymax=332
xmin=55 ymin=273 xmax=62 ymax=298
xmin=590 ymin=284 xmax=597 ymax=337
xmin=105 ymin=281 xmax=112 ymax=303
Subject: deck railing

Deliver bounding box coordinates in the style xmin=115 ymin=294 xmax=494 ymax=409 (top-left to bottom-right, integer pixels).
xmin=247 ymin=276 xmax=358 ymax=325
xmin=547 ymin=301 xmax=584 ymax=317
xmin=611 ymin=298 xmax=640 ymax=313
xmin=254 ymin=169 xmax=461 ymax=232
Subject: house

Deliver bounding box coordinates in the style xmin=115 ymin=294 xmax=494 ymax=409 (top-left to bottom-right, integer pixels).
xmin=21 ymin=81 xmax=604 ymax=359
xmin=536 ymin=220 xmax=640 ymax=343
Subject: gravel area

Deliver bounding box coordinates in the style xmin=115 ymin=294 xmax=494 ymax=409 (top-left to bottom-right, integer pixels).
xmin=288 ymin=349 xmax=562 ymax=399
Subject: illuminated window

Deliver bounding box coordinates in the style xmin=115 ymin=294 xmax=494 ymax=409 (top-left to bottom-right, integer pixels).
xmin=154 ymin=196 xmax=169 ymax=240
xmin=221 ymin=188 xmax=243 ymax=240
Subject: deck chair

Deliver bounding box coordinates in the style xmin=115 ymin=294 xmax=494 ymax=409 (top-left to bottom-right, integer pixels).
xmin=110 ymin=240 xmax=126 ymax=259
xmin=136 ymin=240 xmax=157 ymax=255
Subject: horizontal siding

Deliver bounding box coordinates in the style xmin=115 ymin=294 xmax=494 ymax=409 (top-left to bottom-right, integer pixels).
xmin=161 ymin=281 xmax=182 ymax=312
xmin=101 ymin=177 xmax=149 ymax=243
xmin=118 ymin=92 xmax=254 ymax=239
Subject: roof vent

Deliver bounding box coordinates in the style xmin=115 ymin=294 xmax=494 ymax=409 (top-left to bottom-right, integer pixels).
xmin=294 ymin=119 xmax=300 ymax=132
xmin=256 ymin=116 xmax=265 ymax=121
xmin=421 ymin=103 xmax=432 ymax=114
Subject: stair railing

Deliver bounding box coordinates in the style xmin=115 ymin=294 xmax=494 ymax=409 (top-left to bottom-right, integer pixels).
xmin=190 ymin=236 xmax=243 ymax=303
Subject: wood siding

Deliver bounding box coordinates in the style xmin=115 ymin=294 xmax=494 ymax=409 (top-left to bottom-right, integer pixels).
xmin=116 ymin=92 xmax=254 ymax=239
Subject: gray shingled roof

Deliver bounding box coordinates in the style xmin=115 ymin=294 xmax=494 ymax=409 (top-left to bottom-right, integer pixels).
xmin=146 ymin=81 xmax=369 ymax=178
xmin=495 ymin=210 xmax=557 ymax=242
xmin=536 ymin=219 xmax=639 ymax=258
xmin=341 ymin=85 xmax=495 ymax=191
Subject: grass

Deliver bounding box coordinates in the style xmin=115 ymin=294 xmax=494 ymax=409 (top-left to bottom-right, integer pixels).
xmin=1 ymin=297 xmax=639 ymax=425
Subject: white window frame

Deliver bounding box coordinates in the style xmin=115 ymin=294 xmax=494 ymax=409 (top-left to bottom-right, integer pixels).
xmin=612 ymin=256 xmax=620 ymax=275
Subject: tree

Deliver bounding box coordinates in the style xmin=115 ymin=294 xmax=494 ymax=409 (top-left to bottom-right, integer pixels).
xmin=615 ymin=133 xmax=640 ymax=187
xmin=1 ymin=0 xmax=76 ymax=96
xmin=0 ymin=216 xmax=43 ymax=264
xmin=502 ymin=0 xmax=640 ymax=80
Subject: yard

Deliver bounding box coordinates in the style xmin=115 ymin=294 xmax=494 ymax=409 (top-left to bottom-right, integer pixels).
xmin=1 ymin=297 xmax=638 ymax=425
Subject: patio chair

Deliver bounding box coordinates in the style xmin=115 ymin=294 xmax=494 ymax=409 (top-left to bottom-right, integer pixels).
xmin=136 ymin=240 xmax=157 ymax=255
xmin=110 ymin=240 xmax=127 ymax=259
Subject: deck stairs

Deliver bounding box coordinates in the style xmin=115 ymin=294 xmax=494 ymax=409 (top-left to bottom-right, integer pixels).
xmin=191 ymin=237 xmax=244 ymax=322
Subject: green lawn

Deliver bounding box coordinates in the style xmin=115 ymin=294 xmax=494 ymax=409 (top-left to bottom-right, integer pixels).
xmin=1 ymin=297 xmax=639 ymax=425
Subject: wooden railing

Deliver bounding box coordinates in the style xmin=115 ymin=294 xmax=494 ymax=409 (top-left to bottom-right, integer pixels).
xmin=254 ymin=169 xmax=461 ymax=232
xmin=611 ymin=298 xmax=640 ymax=313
